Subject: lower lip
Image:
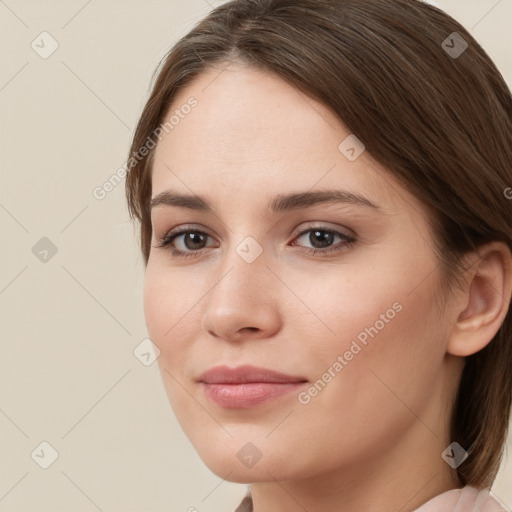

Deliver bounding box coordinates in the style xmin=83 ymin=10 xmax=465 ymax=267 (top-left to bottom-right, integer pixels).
xmin=202 ymin=382 xmax=306 ymax=408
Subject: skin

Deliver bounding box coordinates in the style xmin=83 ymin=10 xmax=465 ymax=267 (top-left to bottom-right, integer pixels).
xmin=143 ymin=62 xmax=512 ymax=512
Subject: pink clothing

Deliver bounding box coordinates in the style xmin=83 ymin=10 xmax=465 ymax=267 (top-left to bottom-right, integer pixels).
xmin=414 ymin=486 xmax=509 ymax=512
xmin=234 ymin=486 xmax=510 ymax=511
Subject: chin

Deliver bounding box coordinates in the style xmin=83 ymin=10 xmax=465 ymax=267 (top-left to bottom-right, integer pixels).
xmin=199 ymin=455 xmax=292 ymax=484
xmin=191 ymin=440 xmax=266 ymax=482
xmin=187 ymin=431 xmax=314 ymax=484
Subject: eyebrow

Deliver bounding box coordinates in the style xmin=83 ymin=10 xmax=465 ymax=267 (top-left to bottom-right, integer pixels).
xmin=149 ymin=189 xmax=380 ymax=213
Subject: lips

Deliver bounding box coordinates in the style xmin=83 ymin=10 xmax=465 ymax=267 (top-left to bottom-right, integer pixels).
xmin=198 ymin=365 xmax=307 ymax=384
xmin=198 ymin=365 xmax=308 ymax=408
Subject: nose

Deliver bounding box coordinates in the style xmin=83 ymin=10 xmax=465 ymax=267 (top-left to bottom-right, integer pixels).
xmin=200 ymin=243 xmax=282 ymax=343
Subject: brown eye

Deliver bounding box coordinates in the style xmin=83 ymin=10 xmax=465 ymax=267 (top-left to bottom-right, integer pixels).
xmin=292 ymin=228 xmax=355 ymax=255
xmin=155 ymin=229 xmax=217 ymax=258
xmin=177 ymin=232 xmax=208 ymax=251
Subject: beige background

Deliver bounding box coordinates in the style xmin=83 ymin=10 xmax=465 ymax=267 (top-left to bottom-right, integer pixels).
xmin=0 ymin=0 xmax=511 ymax=510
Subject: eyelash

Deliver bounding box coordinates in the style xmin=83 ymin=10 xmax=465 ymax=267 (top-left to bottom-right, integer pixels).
xmin=154 ymin=226 xmax=356 ymax=259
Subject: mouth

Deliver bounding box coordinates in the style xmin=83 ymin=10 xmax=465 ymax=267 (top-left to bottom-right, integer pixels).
xmin=197 ymin=365 xmax=308 ymax=409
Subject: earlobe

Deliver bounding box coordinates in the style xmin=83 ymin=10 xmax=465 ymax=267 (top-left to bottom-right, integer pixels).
xmin=447 ymin=242 xmax=512 ymax=357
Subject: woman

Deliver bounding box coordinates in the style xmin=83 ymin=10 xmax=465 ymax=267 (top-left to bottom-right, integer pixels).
xmin=125 ymin=1 xmax=512 ymax=510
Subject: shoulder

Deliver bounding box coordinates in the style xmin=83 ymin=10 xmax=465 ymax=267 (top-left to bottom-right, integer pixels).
xmin=470 ymin=487 xmax=511 ymax=512
xmin=233 ymin=486 xmax=510 ymax=512
xmin=414 ymin=486 xmax=510 ymax=512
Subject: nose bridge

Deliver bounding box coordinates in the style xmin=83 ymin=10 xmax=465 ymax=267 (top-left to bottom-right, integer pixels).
xmin=210 ymin=233 xmax=269 ymax=305
xmin=201 ymin=232 xmax=280 ymax=339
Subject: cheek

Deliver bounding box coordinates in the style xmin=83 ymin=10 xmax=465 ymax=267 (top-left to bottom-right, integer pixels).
xmin=143 ymin=267 xmax=198 ymax=411
xmin=143 ymin=268 xmax=197 ymax=388
xmin=143 ymin=264 xmax=197 ymax=341
xmin=143 ymin=269 xmax=169 ymax=342
xmin=305 ymin=273 xmax=446 ymax=428
xmin=282 ymin=264 xmax=407 ymax=365
xmin=295 ymin=251 xmax=446 ymax=401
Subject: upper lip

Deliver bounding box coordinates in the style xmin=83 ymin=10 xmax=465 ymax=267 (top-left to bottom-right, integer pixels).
xmin=198 ymin=365 xmax=308 ymax=384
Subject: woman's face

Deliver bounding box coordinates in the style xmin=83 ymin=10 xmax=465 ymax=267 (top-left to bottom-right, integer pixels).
xmin=144 ymin=63 xmax=459 ymax=483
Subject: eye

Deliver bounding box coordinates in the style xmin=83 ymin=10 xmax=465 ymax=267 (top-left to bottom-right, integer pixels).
xmin=153 ymin=225 xmax=356 ymax=259
xmin=291 ymin=227 xmax=356 ymax=255
xmin=154 ymin=228 xmax=216 ymax=258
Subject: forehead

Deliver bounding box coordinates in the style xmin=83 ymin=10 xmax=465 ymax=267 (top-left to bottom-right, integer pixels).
xmin=150 ymin=63 xmax=417 ymax=216
xmin=154 ymin=64 xmax=344 ymax=161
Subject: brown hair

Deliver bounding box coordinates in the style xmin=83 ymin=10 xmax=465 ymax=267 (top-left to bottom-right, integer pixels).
xmin=125 ymin=0 xmax=512 ymax=487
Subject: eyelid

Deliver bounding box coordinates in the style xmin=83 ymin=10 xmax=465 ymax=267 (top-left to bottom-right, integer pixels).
xmin=154 ymin=222 xmax=356 ymax=261
xmin=157 ymin=225 xmax=218 ymax=250
xmin=290 ymin=222 xmax=355 ymax=240
xmin=164 ymin=224 xmax=217 ymax=242
xmin=160 ymin=221 xmax=354 ymax=244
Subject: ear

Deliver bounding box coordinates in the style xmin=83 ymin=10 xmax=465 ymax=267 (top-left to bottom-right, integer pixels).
xmin=447 ymin=241 xmax=512 ymax=357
